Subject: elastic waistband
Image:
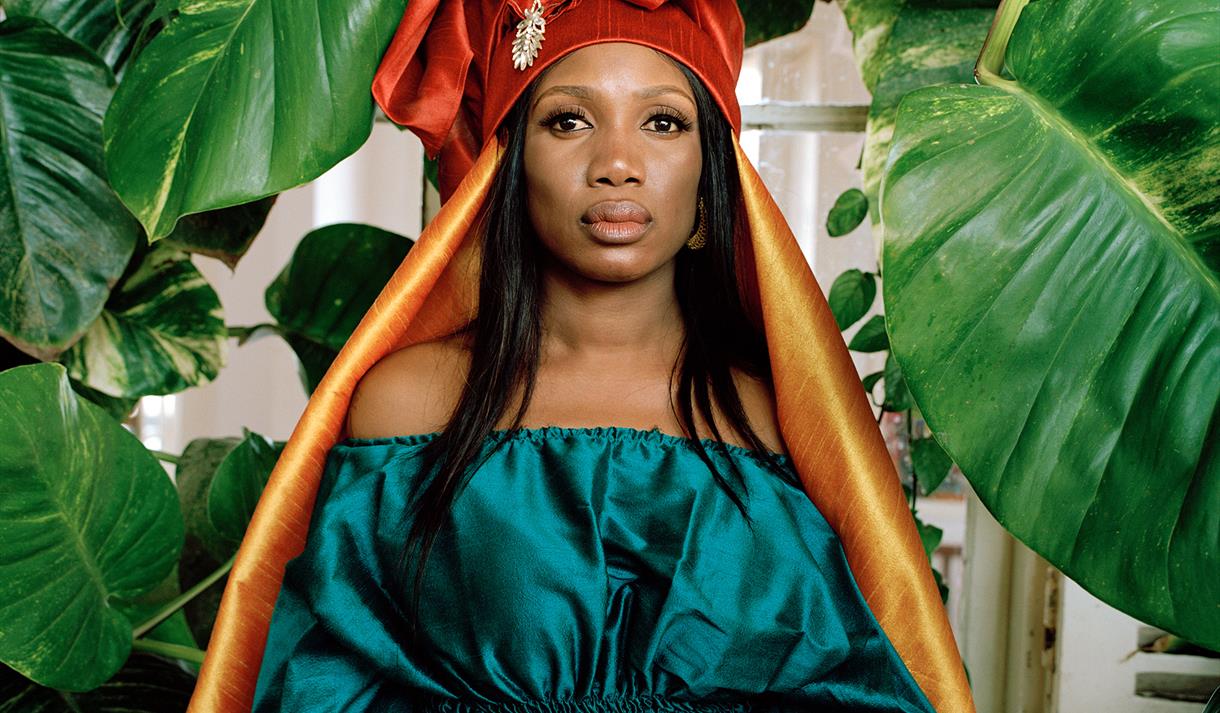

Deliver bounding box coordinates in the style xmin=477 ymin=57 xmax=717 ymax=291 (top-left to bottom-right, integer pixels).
xmin=416 ymin=693 xmax=753 ymax=713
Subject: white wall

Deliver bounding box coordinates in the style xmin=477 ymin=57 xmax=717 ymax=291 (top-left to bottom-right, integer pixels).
xmin=1053 ymin=580 xmax=1219 ymax=713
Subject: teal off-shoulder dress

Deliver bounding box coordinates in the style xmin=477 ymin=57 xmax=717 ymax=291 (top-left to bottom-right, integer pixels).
xmin=252 ymin=426 xmax=936 ymax=712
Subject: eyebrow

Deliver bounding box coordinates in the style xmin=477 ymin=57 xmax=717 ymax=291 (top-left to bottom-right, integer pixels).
xmin=531 ymin=84 xmax=695 ymax=111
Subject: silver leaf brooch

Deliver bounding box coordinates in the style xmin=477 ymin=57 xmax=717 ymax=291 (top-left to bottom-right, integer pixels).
xmin=512 ymin=0 xmax=547 ymax=70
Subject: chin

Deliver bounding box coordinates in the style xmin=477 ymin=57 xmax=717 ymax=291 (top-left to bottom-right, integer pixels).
xmin=539 ymin=234 xmax=683 ymax=284
xmin=572 ymin=248 xmax=677 ymax=284
xmin=588 ymin=268 xmax=651 ymax=284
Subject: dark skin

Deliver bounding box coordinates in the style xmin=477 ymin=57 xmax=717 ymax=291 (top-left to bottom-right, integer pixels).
xmin=348 ymin=43 xmax=786 ymax=456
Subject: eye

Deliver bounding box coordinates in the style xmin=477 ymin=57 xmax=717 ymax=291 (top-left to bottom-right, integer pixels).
xmin=645 ymin=109 xmax=693 ymax=135
xmin=539 ymin=107 xmax=592 ymax=133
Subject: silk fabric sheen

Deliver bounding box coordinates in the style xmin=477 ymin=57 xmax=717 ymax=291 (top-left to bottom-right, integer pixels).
xmin=186 ymin=135 xmax=973 ymax=712
xmin=252 ymin=427 xmax=935 ymax=712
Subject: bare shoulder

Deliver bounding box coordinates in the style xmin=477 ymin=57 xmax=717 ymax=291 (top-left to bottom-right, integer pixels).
xmin=729 ymin=367 xmax=787 ymax=457
xmin=346 ymin=332 xmax=472 ymax=438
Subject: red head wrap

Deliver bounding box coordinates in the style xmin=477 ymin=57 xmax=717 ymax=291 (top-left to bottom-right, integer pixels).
xmin=372 ymin=0 xmax=744 ymax=200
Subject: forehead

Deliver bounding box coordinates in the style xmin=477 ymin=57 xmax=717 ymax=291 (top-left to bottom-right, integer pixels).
xmin=532 ymin=42 xmax=688 ymax=95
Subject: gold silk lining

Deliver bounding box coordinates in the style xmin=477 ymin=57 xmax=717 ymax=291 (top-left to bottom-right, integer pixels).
xmin=185 ymin=134 xmax=974 ymax=713
xmin=732 ymin=135 xmax=973 ymax=713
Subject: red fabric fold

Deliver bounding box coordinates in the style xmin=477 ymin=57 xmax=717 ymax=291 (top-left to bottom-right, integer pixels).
xmin=372 ymin=0 xmax=474 ymax=159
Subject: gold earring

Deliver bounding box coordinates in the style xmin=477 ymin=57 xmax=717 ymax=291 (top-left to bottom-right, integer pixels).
xmin=686 ymin=197 xmax=707 ymax=250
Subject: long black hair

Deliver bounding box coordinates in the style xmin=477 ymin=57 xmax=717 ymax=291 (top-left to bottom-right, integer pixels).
xmin=395 ymin=54 xmax=787 ymax=642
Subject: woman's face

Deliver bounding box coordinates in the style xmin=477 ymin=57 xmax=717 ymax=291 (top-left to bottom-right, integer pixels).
xmin=523 ymin=42 xmax=702 ymax=284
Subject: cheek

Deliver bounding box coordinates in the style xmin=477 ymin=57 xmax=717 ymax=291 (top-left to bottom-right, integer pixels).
xmin=655 ymin=149 xmax=703 ymax=232
xmin=678 ymin=147 xmax=702 ymax=198
xmin=524 ymin=145 xmax=571 ymax=242
xmin=655 ymin=141 xmax=702 ymax=197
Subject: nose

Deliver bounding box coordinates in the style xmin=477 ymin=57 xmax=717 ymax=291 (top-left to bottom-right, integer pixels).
xmin=586 ymin=124 xmax=644 ymax=187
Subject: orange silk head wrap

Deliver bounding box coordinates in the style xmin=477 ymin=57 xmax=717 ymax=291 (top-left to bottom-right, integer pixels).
xmin=186 ymin=2 xmax=975 ymax=711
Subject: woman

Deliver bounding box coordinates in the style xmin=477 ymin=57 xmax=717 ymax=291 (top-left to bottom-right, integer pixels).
xmin=186 ymin=2 xmax=973 ymax=712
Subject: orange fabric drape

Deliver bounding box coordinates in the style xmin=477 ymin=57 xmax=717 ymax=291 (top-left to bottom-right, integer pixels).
xmin=186 ymin=133 xmax=974 ymax=713
xmin=184 ymin=138 xmax=504 ymax=713
xmin=731 ymin=135 xmax=973 ymax=713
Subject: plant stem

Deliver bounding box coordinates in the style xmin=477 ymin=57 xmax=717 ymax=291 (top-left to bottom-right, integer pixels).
xmin=132 ymin=554 xmax=236 ymax=639
xmin=975 ymin=0 xmax=1030 ymax=87
xmin=55 ymin=691 xmax=84 ymax=713
xmin=227 ymin=323 xmax=282 ymax=345
xmin=131 ymin=639 xmax=206 ymax=665
xmin=149 ymin=449 xmax=180 ymax=465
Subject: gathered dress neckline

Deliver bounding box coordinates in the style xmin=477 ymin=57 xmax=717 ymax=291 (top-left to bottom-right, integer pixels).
xmin=336 ymin=424 xmax=793 ymax=464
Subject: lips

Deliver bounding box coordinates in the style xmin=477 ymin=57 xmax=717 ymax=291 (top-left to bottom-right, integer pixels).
xmin=581 ymin=200 xmax=651 ymax=225
xmin=579 ymin=200 xmax=653 ymax=244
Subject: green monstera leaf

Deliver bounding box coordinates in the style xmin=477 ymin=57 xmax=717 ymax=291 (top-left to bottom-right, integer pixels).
xmin=207 ymin=429 xmax=282 ymax=554
xmin=267 ymin=223 xmax=414 ymax=393
xmin=102 ymin=0 xmax=408 ymax=240
xmin=174 ymin=434 xmax=254 ymax=642
xmin=176 ymin=436 xmax=244 ymax=564
xmin=0 ymin=18 xmax=140 ymax=361
xmin=882 ymin=0 xmax=1219 ymax=646
xmin=114 ymin=563 xmax=198 ymax=653
xmin=58 ymin=242 xmax=226 ymax=399
xmin=827 ymin=188 xmax=869 ymax=237
xmin=4 ymin=0 xmax=157 ymax=74
xmin=0 ymin=363 xmax=184 ymax=690
xmin=67 ymin=380 xmax=141 ymax=422
xmin=162 ymin=196 xmax=276 ymax=270
xmin=837 ymin=0 xmax=995 ymax=224
xmin=0 ymin=653 xmax=195 ymax=711
xmin=836 ymin=0 xmax=904 ymax=92
xmin=838 ymin=0 xmax=999 ymax=91
xmin=740 ymin=1 xmax=816 ymax=46
xmin=827 ymin=268 xmax=877 ymax=329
